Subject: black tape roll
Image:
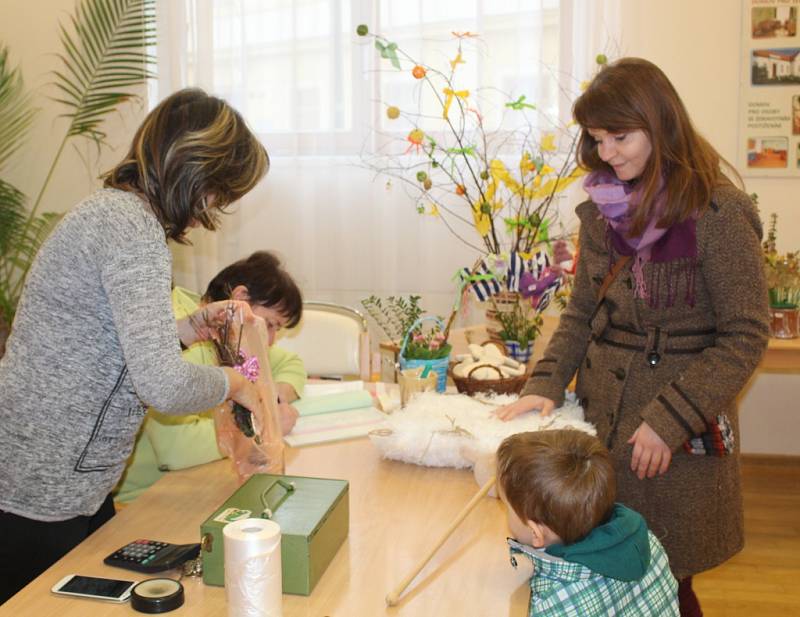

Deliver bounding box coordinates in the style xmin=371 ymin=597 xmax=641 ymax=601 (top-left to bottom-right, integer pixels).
xmin=131 ymin=578 xmax=185 ymax=614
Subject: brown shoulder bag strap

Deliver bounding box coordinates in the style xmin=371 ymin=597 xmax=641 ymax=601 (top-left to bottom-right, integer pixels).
xmin=596 ymin=255 xmax=632 ymax=302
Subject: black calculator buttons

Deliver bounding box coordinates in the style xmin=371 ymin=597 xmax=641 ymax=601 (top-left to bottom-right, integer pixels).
xmin=103 ymin=540 xmax=201 ymax=574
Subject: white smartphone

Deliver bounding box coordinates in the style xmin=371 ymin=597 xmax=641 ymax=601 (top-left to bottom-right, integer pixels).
xmin=51 ymin=574 xmax=137 ymax=602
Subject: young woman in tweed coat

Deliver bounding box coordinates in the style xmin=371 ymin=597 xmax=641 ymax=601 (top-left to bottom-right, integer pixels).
xmin=496 ymin=58 xmax=770 ymax=617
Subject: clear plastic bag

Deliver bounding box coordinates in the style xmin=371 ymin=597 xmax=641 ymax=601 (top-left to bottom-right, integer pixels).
xmin=214 ymin=316 xmax=284 ymax=481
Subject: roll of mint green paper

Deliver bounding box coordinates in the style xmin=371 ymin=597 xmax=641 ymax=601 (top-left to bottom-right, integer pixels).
xmin=294 ymin=390 xmax=374 ymax=417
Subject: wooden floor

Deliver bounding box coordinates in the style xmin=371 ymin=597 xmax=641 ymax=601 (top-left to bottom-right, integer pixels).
xmin=694 ymin=456 xmax=800 ymax=616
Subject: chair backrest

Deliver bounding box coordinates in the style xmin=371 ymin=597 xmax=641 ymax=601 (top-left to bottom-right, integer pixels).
xmin=277 ymin=301 xmax=370 ymax=380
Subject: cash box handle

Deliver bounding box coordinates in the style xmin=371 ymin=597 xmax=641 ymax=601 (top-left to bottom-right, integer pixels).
xmin=259 ymin=479 xmax=296 ymax=519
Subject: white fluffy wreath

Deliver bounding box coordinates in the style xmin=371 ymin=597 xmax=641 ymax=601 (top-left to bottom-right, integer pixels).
xmin=369 ymin=391 xmax=594 ymax=468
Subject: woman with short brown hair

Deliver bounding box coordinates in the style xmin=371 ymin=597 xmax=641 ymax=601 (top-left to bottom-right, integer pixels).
xmin=0 ymin=88 xmax=269 ymax=603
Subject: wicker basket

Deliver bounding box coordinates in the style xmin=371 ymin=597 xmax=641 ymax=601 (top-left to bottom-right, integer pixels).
xmin=450 ymin=363 xmax=528 ymax=397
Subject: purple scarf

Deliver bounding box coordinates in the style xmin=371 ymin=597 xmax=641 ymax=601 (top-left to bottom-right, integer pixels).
xmin=584 ymin=170 xmax=697 ymax=307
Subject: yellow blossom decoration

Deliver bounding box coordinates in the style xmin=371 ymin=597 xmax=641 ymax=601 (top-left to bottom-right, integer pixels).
xmin=529 ymin=167 xmax=587 ymax=199
xmin=519 ymin=152 xmax=536 ymax=175
xmin=473 ymin=208 xmax=491 ymax=237
xmin=442 ymin=88 xmax=469 ymax=119
xmin=540 ymin=134 xmax=557 ymax=152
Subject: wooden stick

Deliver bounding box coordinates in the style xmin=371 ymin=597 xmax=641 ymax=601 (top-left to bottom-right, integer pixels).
xmin=385 ymin=475 xmax=496 ymax=606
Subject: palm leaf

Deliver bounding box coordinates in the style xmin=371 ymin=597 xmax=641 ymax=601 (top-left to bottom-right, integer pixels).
xmin=0 ymin=46 xmax=38 ymax=171
xmin=0 ymin=180 xmax=61 ymax=326
xmin=5 ymin=211 xmax=62 ymax=267
xmin=0 ymin=179 xmax=27 ymax=255
xmin=51 ymin=0 xmax=156 ymax=145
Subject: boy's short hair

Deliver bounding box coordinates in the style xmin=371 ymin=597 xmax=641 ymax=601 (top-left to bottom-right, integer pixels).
xmin=496 ymin=429 xmax=616 ymax=545
xmin=203 ymin=251 xmax=303 ymax=328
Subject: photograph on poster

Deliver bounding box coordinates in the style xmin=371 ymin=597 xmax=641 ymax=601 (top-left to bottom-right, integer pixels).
xmin=741 ymin=1 xmax=800 ymax=177
xmin=751 ymin=48 xmax=800 ymax=85
xmin=747 ymin=136 xmax=788 ymax=168
xmin=751 ymin=6 xmax=797 ymax=38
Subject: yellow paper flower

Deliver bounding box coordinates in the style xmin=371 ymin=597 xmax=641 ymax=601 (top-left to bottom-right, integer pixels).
xmin=519 ymin=152 xmax=536 ymax=175
xmin=540 ymin=134 xmax=557 ymax=152
xmin=473 ymin=209 xmax=491 ymax=237
xmin=450 ymin=52 xmax=465 ymax=70
xmin=442 ymin=88 xmax=469 ymax=119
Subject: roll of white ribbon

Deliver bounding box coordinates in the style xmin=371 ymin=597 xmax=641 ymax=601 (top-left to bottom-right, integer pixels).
xmin=223 ymin=518 xmax=282 ymax=617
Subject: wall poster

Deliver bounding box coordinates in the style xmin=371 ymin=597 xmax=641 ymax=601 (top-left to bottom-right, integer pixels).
xmin=740 ymin=0 xmax=800 ymax=177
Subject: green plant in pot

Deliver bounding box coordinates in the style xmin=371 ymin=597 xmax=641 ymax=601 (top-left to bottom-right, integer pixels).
xmin=0 ymin=0 xmax=155 ymax=356
xmin=491 ymin=294 xmax=543 ymax=363
xmin=763 ymin=213 xmax=799 ymax=338
xmin=361 ymin=294 xmax=452 ymax=392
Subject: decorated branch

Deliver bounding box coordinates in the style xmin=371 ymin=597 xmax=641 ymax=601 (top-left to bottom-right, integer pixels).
xmin=356 ymin=25 xmax=597 ymax=339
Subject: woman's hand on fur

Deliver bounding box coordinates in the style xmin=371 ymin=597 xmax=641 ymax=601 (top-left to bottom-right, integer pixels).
xmin=494 ymin=395 xmax=555 ymax=421
xmin=177 ymin=300 xmax=256 ymax=347
xmin=628 ymin=421 xmax=672 ymax=480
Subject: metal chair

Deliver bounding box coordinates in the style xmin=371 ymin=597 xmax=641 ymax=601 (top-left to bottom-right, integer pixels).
xmin=276 ymin=301 xmax=370 ymax=381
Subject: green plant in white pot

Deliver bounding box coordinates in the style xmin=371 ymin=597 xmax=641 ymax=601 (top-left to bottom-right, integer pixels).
xmin=0 ymin=0 xmax=155 ymax=354
xmin=490 ymin=294 xmax=543 ymax=363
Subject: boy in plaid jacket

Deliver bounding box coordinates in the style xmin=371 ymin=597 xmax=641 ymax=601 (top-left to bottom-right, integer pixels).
xmin=497 ymin=430 xmax=678 ymax=616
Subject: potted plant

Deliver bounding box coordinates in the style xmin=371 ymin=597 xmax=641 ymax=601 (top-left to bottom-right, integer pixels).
xmin=361 ymin=295 xmax=452 ymax=392
xmin=763 ymin=213 xmax=799 ymax=338
xmin=491 ymin=295 xmax=543 ymax=363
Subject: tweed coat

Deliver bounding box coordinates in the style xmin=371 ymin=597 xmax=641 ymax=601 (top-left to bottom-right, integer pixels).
xmin=522 ymin=184 xmax=769 ymax=578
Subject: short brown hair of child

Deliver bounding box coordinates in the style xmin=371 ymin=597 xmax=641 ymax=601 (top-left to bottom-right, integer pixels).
xmin=496 ymin=429 xmax=616 ymax=545
xmin=203 ymin=251 xmax=303 ymax=329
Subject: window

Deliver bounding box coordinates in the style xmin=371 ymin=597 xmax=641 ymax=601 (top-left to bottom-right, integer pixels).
xmin=159 ymin=0 xmax=567 ymax=155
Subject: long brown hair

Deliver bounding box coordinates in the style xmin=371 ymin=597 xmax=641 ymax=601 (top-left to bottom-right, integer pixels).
xmin=103 ymin=88 xmax=269 ymax=243
xmin=573 ymin=57 xmax=738 ymax=237
xmin=497 ymin=429 xmax=615 ymax=545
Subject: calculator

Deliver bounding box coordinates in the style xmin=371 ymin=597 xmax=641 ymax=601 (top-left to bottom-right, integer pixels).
xmin=103 ymin=539 xmax=201 ymax=573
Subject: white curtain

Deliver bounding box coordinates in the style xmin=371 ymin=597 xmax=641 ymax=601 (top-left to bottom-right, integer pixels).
xmin=156 ymin=0 xmax=620 ymax=323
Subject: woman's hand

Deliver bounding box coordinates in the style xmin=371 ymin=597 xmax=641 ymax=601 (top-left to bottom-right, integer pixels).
xmin=628 ymin=421 xmax=672 ymax=480
xmin=275 ymin=383 xmax=299 ymax=435
xmin=494 ymin=395 xmax=555 ymax=421
xmin=222 ymin=366 xmax=267 ymax=435
xmin=176 ymin=300 xmax=257 ymax=347
xmin=277 ymin=400 xmax=299 ymax=435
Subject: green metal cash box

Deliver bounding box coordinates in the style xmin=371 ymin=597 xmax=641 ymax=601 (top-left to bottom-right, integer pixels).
xmin=200 ymin=473 xmax=349 ymax=595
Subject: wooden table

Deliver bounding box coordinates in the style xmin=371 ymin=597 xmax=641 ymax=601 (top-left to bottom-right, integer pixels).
xmin=759 ymin=335 xmax=800 ymax=372
xmin=1 ymin=439 xmax=530 ymax=616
